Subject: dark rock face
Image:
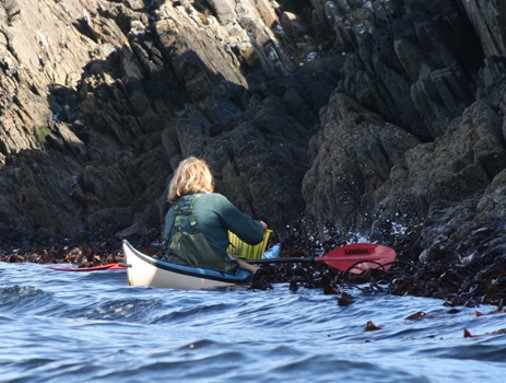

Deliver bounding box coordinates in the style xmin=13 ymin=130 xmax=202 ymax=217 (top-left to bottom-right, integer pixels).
xmin=1 ymin=0 xmax=506 ymax=285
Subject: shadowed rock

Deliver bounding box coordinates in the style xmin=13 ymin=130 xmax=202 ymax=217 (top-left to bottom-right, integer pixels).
xmin=0 ymin=1 xmax=506 ymax=306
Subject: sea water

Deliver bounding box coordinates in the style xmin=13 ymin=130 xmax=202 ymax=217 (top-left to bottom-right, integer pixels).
xmin=1 ymin=262 xmax=505 ymax=382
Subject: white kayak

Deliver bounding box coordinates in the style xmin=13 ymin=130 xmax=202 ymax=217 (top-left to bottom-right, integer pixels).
xmin=122 ymin=240 xmax=253 ymax=290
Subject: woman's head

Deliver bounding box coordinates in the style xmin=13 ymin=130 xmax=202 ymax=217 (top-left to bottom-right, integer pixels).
xmin=167 ymin=156 xmax=215 ymax=202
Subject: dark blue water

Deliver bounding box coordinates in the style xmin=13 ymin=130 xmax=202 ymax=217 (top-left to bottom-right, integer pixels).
xmin=1 ymin=262 xmax=505 ymax=382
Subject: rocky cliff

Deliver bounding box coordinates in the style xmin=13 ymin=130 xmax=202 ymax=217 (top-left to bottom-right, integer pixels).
xmin=1 ymin=0 xmax=506 ymax=278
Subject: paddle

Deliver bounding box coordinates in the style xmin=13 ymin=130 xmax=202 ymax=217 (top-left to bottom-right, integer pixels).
xmin=248 ymin=243 xmax=397 ymax=274
xmin=46 ymin=243 xmax=396 ymax=274
xmin=46 ymin=263 xmax=128 ymax=271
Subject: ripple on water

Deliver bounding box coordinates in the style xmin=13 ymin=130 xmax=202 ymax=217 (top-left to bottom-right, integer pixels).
xmin=1 ymin=262 xmax=506 ymax=383
xmin=61 ymin=298 xmax=164 ymax=322
xmin=152 ymin=302 xmax=232 ymax=324
xmin=0 ymin=285 xmax=54 ymax=314
xmin=417 ymin=342 xmax=506 ymax=363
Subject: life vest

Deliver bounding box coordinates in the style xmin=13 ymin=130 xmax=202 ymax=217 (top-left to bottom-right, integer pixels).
xmin=167 ymin=194 xmax=239 ymax=274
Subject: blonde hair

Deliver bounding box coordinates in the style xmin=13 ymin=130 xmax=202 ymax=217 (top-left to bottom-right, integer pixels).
xmin=167 ymin=156 xmax=215 ymax=202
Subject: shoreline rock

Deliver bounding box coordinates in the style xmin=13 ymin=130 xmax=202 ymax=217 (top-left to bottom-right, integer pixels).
xmin=0 ymin=1 xmax=506 ymax=305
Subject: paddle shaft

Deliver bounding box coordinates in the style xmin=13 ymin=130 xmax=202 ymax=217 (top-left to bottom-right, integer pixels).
xmin=248 ymin=257 xmax=315 ymax=264
xmin=48 ymin=244 xmax=396 ymax=274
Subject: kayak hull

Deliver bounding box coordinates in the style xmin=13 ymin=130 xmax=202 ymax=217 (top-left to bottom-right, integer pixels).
xmin=122 ymin=240 xmax=253 ymax=290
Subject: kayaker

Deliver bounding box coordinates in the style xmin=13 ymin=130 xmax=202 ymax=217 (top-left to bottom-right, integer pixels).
xmin=163 ymin=156 xmax=267 ymax=275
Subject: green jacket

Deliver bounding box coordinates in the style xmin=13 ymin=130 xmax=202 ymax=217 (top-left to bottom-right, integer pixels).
xmin=164 ymin=193 xmax=264 ymax=258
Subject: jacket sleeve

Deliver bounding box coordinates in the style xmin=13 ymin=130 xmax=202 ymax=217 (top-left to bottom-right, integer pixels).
xmin=216 ymin=194 xmax=264 ymax=245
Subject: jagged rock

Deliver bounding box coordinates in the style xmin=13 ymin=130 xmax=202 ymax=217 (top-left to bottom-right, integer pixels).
xmin=369 ymin=99 xmax=506 ymax=242
xmin=462 ymin=0 xmax=506 ymax=58
xmin=0 ymin=0 xmax=505 ymax=301
xmin=302 ymin=93 xmax=422 ymax=236
xmin=206 ymin=0 xmax=237 ymax=24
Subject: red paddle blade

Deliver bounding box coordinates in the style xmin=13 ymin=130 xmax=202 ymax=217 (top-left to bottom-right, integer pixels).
xmin=46 ymin=263 xmax=127 ymax=271
xmin=316 ymin=243 xmax=396 ymax=274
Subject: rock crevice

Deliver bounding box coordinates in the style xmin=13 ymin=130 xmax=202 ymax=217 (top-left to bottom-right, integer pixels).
xmin=0 ymin=0 xmax=505 ymax=283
